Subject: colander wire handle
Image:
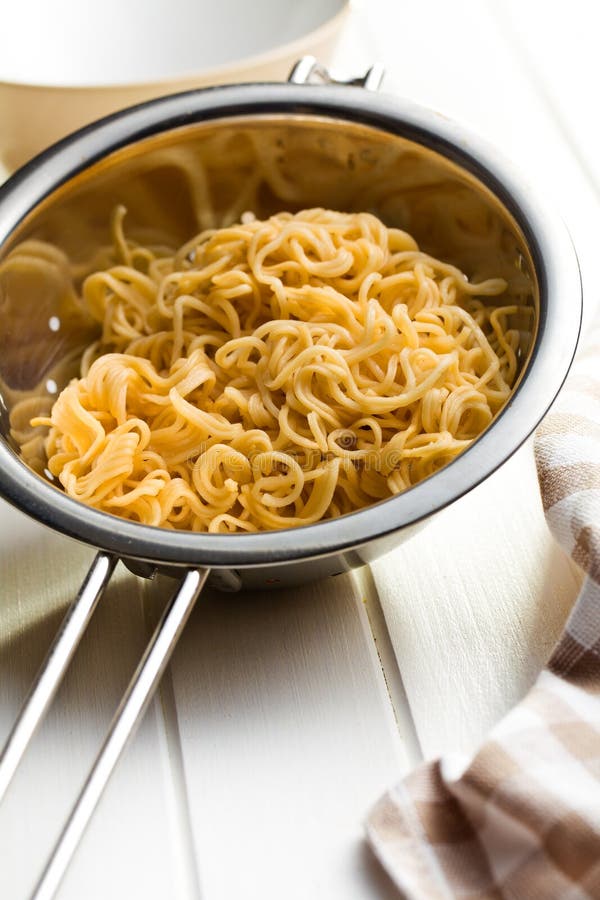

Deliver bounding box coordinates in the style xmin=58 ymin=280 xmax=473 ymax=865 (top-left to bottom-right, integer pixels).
xmin=0 ymin=552 xmax=117 ymax=804
xmin=31 ymin=566 xmax=209 ymax=900
xmin=288 ymin=56 xmax=384 ymax=91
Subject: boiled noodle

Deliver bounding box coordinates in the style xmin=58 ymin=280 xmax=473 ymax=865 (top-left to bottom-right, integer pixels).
xmin=32 ymin=206 xmax=528 ymax=532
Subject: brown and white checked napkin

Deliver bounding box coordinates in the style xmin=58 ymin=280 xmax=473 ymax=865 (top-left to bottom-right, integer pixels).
xmin=367 ymin=323 xmax=600 ymax=899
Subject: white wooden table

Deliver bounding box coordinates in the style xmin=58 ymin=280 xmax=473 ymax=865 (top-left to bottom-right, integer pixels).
xmin=0 ymin=1 xmax=596 ymax=896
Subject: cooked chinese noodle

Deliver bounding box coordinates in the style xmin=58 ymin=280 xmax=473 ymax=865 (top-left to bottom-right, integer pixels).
xmin=32 ymin=207 xmax=528 ymax=532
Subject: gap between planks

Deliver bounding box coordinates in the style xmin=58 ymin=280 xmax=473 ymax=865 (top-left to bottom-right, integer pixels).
xmin=352 ymin=567 xmax=423 ymax=768
xmin=144 ymin=577 xmax=205 ymax=900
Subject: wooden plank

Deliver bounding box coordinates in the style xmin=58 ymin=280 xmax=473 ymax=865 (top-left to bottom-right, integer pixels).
xmin=167 ymin=576 xmax=409 ymax=900
xmin=370 ymin=444 xmax=582 ymax=757
xmin=495 ymin=1 xmax=600 ymax=208
xmin=0 ymin=501 xmax=196 ymax=899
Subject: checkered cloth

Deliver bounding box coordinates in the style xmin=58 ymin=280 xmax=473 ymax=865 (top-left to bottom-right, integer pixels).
xmin=366 ymin=323 xmax=600 ymax=899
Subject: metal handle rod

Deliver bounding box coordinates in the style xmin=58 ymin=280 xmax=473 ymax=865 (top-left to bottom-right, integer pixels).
xmin=31 ymin=566 xmax=210 ymax=900
xmin=0 ymin=552 xmax=117 ymax=804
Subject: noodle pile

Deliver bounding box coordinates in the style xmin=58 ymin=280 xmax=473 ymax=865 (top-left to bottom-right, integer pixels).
xmin=33 ymin=207 xmax=527 ymax=532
